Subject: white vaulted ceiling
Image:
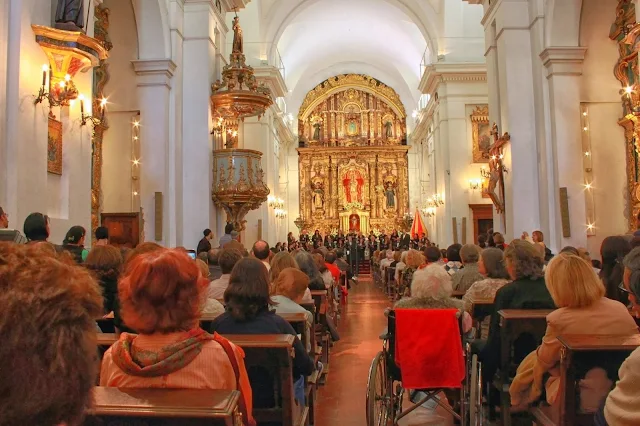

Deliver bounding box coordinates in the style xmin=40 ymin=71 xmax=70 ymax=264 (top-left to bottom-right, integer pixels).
xmin=262 ymin=0 xmax=434 ymax=119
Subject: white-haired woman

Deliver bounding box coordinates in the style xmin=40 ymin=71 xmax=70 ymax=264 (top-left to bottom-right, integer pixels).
xmin=394 ymin=250 xmax=409 ymax=282
xmin=394 ymin=264 xmax=472 ymax=333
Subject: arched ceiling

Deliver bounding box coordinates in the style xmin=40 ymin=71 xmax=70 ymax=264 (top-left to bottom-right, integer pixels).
xmin=262 ymin=0 xmax=433 ymax=122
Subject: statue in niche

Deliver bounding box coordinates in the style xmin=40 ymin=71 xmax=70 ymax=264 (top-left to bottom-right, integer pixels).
xmin=312 ymin=122 xmax=321 ymax=140
xmin=384 ymin=120 xmax=393 ymax=138
xmin=343 ymin=170 xmax=364 ymax=204
xmin=232 ymin=16 xmax=243 ymax=54
xmin=384 ymin=182 xmax=396 ymax=209
xmin=55 ymin=0 xmax=85 ymax=31
xmin=312 ymin=181 xmax=324 ymax=210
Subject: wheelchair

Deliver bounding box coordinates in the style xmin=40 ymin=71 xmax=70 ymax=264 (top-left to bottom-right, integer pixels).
xmin=366 ymin=309 xmax=485 ymax=426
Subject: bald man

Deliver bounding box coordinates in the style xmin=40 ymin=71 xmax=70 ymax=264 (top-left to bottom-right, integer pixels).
xmin=252 ymin=240 xmax=271 ymax=271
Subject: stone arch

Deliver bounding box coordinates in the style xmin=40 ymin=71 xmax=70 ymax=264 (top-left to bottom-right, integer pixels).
xmin=546 ymin=0 xmax=584 ymax=47
xmin=131 ymin=0 xmax=171 ymax=59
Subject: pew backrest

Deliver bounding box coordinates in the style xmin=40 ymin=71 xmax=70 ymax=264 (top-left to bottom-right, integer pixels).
xmin=84 ymin=387 xmax=241 ymax=426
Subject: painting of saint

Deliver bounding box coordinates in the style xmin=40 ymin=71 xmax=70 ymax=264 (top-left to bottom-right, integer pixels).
xmin=349 ymin=213 xmax=360 ymax=232
xmin=343 ymin=170 xmax=364 ymax=203
xmin=47 ymin=117 xmax=63 ymax=175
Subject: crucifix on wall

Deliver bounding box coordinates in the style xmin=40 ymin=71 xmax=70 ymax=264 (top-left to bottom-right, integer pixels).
xmin=485 ymin=123 xmax=510 ymax=215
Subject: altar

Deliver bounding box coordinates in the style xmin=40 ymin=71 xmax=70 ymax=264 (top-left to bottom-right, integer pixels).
xmin=296 ymin=74 xmax=410 ymax=234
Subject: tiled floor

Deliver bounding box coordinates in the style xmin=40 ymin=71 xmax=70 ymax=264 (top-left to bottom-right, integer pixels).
xmin=315 ymin=278 xmax=391 ymax=426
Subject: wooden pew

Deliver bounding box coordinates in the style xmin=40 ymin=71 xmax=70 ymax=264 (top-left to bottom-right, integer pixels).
xmin=532 ymin=334 xmax=640 ymax=426
xmin=386 ymin=267 xmax=396 ymax=300
xmin=468 ymin=297 xmax=495 ymax=339
xmin=310 ymin=290 xmax=332 ymax=379
xmin=96 ymin=334 xmax=308 ymax=426
xmin=496 ymin=309 xmax=554 ymax=426
xmin=452 ymin=290 xmax=465 ymax=299
xmin=84 ymin=387 xmax=241 ymax=426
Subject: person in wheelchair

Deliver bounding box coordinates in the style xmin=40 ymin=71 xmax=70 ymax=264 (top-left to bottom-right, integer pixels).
xmin=394 ymin=264 xmax=472 ymax=335
xmin=510 ymin=252 xmax=638 ymax=417
xmin=476 ymin=240 xmax=555 ymax=384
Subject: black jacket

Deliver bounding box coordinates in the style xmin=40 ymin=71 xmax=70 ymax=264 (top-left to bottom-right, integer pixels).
xmin=196 ymin=237 xmax=211 ymax=254
xmin=480 ymin=276 xmax=555 ymax=381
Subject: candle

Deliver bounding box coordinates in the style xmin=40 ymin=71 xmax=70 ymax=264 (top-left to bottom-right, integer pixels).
xmin=101 ymin=103 xmax=105 ymax=121
xmin=79 ymin=96 xmax=84 ymax=115
xmin=41 ymin=66 xmax=47 ymax=87
xmin=48 ymin=68 xmax=52 ymax=88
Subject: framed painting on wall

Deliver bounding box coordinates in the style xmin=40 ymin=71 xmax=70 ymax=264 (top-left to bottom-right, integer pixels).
xmin=47 ymin=117 xmax=63 ymax=175
xmin=471 ymin=105 xmax=490 ymax=163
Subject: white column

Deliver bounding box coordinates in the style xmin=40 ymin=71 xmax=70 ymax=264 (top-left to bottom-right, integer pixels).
xmin=541 ymin=47 xmax=588 ymax=248
xmin=132 ymin=59 xmax=176 ymax=246
xmin=493 ymin=0 xmax=541 ymax=240
xmin=181 ymin=0 xmax=216 ymax=248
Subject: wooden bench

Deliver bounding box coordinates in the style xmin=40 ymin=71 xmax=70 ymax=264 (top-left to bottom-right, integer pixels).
xmin=496 ymin=309 xmax=554 ymax=426
xmin=532 ymin=334 xmax=640 ymax=426
xmin=83 ymin=387 xmax=241 ymax=426
xmin=386 ymin=267 xmax=397 ymax=300
xmin=468 ymin=297 xmax=495 ymax=339
xmin=310 ymin=290 xmax=332 ymax=378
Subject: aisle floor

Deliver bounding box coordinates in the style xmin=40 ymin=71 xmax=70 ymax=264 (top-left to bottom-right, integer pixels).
xmin=315 ymin=278 xmax=390 ymax=426
xmin=314 ymin=279 xmax=455 ymax=426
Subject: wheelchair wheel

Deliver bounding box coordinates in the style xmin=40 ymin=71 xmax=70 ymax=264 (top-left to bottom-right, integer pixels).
xmin=469 ymin=354 xmax=483 ymax=426
xmin=366 ymin=351 xmax=392 ymax=426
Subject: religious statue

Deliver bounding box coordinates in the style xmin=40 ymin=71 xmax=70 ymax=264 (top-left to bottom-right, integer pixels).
xmin=486 ymin=123 xmax=510 ymax=213
xmin=343 ymin=170 xmax=364 ymax=203
xmin=312 ymin=181 xmax=324 ymax=210
xmin=384 ymin=182 xmax=396 ymax=209
xmin=232 ymin=16 xmax=243 ymax=54
xmin=55 ymin=0 xmax=85 ymax=31
xmin=312 ymin=122 xmax=321 ymax=140
xmin=384 ymin=120 xmax=393 ymax=138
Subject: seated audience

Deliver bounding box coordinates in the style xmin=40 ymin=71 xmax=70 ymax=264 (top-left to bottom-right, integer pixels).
xmin=208 ymin=248 xmax=242 ymax=300
xmin=600 ymin=236 xmax=632 ymax=302
xmin=325 ymin=251 xmax=341 ymax=284
xmin=269 ymin=251 xmax=312 ymax=303
xmin=478 ymin=234 xmax=487 ymax=249
xmin=462 ymin=247 xmax=511 ymax=339
xmin=480 ymin=240 xmax=555 ymax=384
xmin=424 ymin=246 xmax=442 ymax=265
xmin=395 ymin=264 xmax=472 ymax=333
xmin=100 ymin=248 xmax=254 ymax=425
xmin=390 ymin=250 xmax=402 ymax=268
xmin=394 ymin=250 xmax=408 ymax=282
xmin=23 ymin=212 xmax=51 ymax=243
xmin=219 ymin=223 xmax=234 ymax=247
xmin=0 ymin=206 xmax=8 ymax=229
xmin=251 ymin=240 xmax=271 ymax=271
xmin=271 ymin=267 xmax=314 ymax=350
xmin=380 ymin=250 xmax=394 ymax=272
xmin=510 ymin=253 xmax=638 ymax=415
xmin=197 ymin=228 xmax=213 ymax=254
xmin=196 ymin=258 xmax=225 ymax=317
xmin=313 ymin=252 xmax=334 ymax=288
xmin=493 ymin=232 xmax=506 ymax=250
xmin=207 ymin=248 xmax=222 ymax=279
xmin=560 ymin=246 xmax=579 ymax=256
xmin=209 ymin=258 xmax=314 ymax=407
xmin=335 ymin=248 xmax=352 ymax=279
xmin=94 ymin=226 xmax=109 ymax=246
xmin=0 ymin=243 xmax=102 ymax=426
xmin=600 ymin=247 xmax=640 ymax=426
xmin=444 ymin=244 xmax=463 ymax=276
xmin=85 ymin=245 xmax=123 ymax=315
xmin=62 ymin=225 xmax=89 ymax=263
xmin=295 ymin=251 xmax=327 ymax=291
xmin=452 ymin=244 xmax=484 ymax=292
xmin=223 ymin=230 xmax=245 ymax=251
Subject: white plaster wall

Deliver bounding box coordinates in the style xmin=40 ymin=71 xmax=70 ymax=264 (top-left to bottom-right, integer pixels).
xmin=1 ymin=0 xmax=93 ymax=245
xmin=101 ymin=0 xmax=138 ymax=214
xmin=579 ymin=0 xmax=628 ymax=259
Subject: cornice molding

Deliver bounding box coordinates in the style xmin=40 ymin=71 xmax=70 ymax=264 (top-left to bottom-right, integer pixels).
xmin=132 ymin=59 xmax=177 ymax=88
xmin=418 ymin=62 xmax=487 ymax=95
xmin=272 ymin=111 xmax=295 ymax=146
xmin=254 ymin=66 xmax=288 ymax=98
xmin=540 ymin=47 xmax=587 ymax=77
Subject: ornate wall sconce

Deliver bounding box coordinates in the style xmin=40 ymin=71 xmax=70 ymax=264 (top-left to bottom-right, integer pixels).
xmin=32 ymin=25 xmax=108 ymax=111
xmin=468 ymin=178 xmax=482 ymax=191
xmin=34 ymin=67 xmax=78 ymax=107
xmin=268 ymin=196 xmax=284 ymax=209
xmin=80 ymin=96 xmax=108 ymax=127
xmin=422 ymin=206 xmax=436 ymax=218
xmin=275 ymin=208 xmax=287 ymax=219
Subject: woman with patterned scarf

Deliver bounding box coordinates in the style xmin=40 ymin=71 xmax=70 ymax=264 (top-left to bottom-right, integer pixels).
xmin=100 ymin=248 xmax=255 ymax=426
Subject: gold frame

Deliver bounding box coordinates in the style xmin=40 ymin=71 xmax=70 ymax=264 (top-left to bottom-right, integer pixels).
xmin=471 ymin=105 xmax=490 ymax=163
xmin=47 ymin=116 xmax=63 ymax=175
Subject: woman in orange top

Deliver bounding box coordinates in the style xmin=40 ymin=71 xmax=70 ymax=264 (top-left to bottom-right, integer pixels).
xmin=100 ymin=248 xmax=255 ymax=426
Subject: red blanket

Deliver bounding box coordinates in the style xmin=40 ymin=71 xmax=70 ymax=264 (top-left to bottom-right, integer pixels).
xmin=394 ymin=308 xmax=465 ymax=389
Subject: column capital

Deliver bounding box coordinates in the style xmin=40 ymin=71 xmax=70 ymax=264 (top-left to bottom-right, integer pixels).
xmin=540 ymin=47 xmax=587 ymax=77
xmin=132 ymin=59 xmax=177 ymax=88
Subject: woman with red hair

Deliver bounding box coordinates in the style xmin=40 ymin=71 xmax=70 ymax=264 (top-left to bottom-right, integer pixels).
xmin=100 ymin=248 xmax=255 ymax=426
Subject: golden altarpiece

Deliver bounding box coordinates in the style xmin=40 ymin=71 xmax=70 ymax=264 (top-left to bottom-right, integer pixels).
xmin=297 ymin=74 xmax=410 ymax=234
